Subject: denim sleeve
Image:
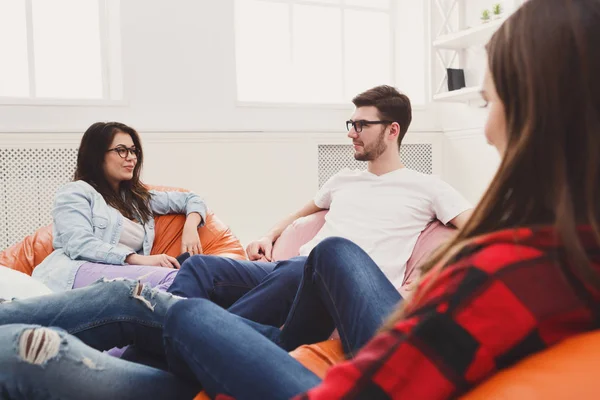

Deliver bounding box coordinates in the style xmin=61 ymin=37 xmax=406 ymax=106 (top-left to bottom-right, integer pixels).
xmin=149 ymin=190 xmax=207 ymax=227
xmin=52 ymin=185 xmax=134 ymax=264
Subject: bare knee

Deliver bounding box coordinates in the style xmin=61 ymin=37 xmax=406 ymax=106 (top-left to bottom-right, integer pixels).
xmin=132 ymin=280 xmax=156 ymax=311
xmin=18 ymin=328 xmax=61 ymax=365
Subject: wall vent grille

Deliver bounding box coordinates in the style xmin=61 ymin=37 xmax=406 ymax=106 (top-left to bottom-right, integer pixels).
xmin=318 ymin=143 xmax=433 ymax=187
xmin=0 ymin=148 xmax=77 ymax=250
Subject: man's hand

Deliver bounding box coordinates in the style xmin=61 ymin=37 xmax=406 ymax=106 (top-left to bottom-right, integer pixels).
xmin=245 ymin=200 xmax=323 ymax=262
xmin=246 ymin=237 xmax=274 ymax=261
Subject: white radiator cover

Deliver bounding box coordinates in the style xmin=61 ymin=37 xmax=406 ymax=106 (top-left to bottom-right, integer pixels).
xmin=318 ymin=143 xmax=433 ymax=187
xmin=0 ymin=148 xmax=77 ymax=250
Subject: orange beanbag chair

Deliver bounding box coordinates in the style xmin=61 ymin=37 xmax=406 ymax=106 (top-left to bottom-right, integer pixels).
xmin=193 ymin=331 xmax=600 ymax=400
xmin=0 ymin=185 xmax=246 ymax=275
xmin=461 ymin=330 xmax=600 ymax=399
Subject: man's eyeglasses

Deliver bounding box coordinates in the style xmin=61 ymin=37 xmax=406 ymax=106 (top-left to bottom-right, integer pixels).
xmin=346 ymin=120 xmax=394 ymax=133
xmin=107 ymin=146 xmax=139 ymax=159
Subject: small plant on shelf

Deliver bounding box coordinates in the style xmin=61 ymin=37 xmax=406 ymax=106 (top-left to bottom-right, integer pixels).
xmin=481 ymin=9 xmax=491 ymax=23
xmin=492 ymin=3 xmax=503 ymax=19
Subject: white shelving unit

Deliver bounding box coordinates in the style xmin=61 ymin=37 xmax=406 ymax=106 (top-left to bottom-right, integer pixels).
xmin=432 ymin=86 xmax=481 ymax=102
xmin=433 ymin=17 xmax=505 ymax=50
xmin=431 ymin=0 xmax=520 ymax=104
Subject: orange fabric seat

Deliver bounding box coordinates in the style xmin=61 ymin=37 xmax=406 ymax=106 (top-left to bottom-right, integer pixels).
xmin=0 ymin=209 xmax=247 ymax=275
xmin=194 ymin=331 xmax=600 ymax=400
xmin=461 ymin=330 xmax=600 ymax=399
xmin=282 ymin=331 xmax=600 ymax=400
xmin=0 ymin=185 xmax=247 ymax=274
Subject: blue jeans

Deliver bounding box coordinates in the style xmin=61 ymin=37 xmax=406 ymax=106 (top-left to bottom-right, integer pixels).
xmin=0 ymin=279 xmax=199 ymax=399
xmin=164 ymin=237 xmax=402 ymax=399
xmin=168 ymin=255 xmax=307 ymax=327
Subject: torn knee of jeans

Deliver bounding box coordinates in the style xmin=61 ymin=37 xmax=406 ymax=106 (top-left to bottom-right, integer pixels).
xmin=101 ymin=277 xmax=127 ymax=283
xmin=18 ymin=328 xmax=61 ymax=365
xmin=132 ymin=281 xmax=155 ymax=311
xmin=93 ymin=277 xmax=130 ymax=288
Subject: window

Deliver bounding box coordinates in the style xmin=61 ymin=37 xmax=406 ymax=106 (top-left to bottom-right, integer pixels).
xmin=234 ymin=0 xmax=427 ymax=105
xmin=0 ymin=0 xmax=121 ymax=102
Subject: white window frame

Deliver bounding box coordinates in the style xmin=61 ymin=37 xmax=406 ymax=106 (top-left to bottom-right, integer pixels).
xmin=234 ymin=0 xmax=429 ymax=110
xmin=393 ymin=0 xmax=431 ymax=109
xmin=422 ymin=0 xmax=433 ymax=107
xmin=0 ymin=0 xmax=124 ymax=106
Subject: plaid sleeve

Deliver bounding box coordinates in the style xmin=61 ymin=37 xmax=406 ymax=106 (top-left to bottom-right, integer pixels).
xmin=297 ymin=242 xmax=551 ymax=399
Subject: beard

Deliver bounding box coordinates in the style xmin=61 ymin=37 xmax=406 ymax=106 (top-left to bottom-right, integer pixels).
xmin=354 ymin=128 xmax=387 ymax=161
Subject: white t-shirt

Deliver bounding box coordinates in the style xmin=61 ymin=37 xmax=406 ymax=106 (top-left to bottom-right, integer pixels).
xmin=298 ymin=168 xmax=472 ymax=288
xmin=0 ymin=266 xmax=53 ymax=301
xmin=118 ymin=217 xmax=145 ymax=253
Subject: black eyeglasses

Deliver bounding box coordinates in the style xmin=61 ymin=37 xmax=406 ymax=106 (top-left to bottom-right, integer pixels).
xmin=107 ymin=146 xmax=139 ymax=159
xmin=346 ymin=120 xmax=394 ymax=133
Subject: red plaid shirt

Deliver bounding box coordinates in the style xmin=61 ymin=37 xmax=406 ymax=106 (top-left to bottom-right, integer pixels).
xmin=297 ymin=226 xmax=600 ymax=399
xmin=217 ymin=226 xmax=600 ymax=399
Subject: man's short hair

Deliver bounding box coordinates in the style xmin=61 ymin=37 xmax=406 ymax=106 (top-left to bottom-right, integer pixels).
xmin=352 ymin=85 xmax=412 ymax=147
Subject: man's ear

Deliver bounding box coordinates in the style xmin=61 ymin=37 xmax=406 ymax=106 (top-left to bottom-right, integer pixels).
xmin=388 ymin=122 xmax=401 ymax=141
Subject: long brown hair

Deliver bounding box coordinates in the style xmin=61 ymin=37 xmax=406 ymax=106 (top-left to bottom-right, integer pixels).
xmin=383 ymin=0 xmax=600 ymax=329
xmin=74 ymin=122 xmax=152 ymax=222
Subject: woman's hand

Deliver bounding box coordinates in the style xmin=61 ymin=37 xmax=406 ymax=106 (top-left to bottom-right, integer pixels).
xmin=126 ymin=254 xmax=180 ymax=269
xmin=181 ymin=212 xmax=203 ymax=256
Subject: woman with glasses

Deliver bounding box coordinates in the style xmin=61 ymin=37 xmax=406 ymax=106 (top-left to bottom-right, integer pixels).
xmin=32 ymin=122 xmax=207 ymax=292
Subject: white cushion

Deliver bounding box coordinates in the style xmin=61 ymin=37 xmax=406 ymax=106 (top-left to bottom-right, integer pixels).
xmin=0 ymin=266 xmax=53 ymax=300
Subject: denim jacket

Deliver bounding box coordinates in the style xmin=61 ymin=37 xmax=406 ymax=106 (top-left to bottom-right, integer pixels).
xmin=32 ymin=180 xmax=207 ymax=291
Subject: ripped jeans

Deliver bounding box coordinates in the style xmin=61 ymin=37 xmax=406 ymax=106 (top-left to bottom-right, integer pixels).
xmin=0 ymin=279 xmax=199 ymax=400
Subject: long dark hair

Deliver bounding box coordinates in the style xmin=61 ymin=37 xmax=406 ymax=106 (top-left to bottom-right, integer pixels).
xmin=384 ymin=0 xmax=600 ymax=328
xmin=74 ymin=122 xmax=152 ymax=222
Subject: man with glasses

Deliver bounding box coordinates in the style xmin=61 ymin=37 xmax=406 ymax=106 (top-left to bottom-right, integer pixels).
xmin=168 ymin=85 xmax=472 ymax=328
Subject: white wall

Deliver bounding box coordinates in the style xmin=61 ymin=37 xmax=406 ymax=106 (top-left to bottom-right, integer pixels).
xmin=438 ymin=103 xmax=499 ymax=205
xmin=141 ymin=131 xmax=322 ymax=247
xmin=0 ymin=0 xmax=443 ymax=247
xmin=442 ymin=129 xmax=500 ymax=205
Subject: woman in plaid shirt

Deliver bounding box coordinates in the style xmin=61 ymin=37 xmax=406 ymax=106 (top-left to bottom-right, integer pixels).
xmin=162 ymin=0 xmax=600 ymax=398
